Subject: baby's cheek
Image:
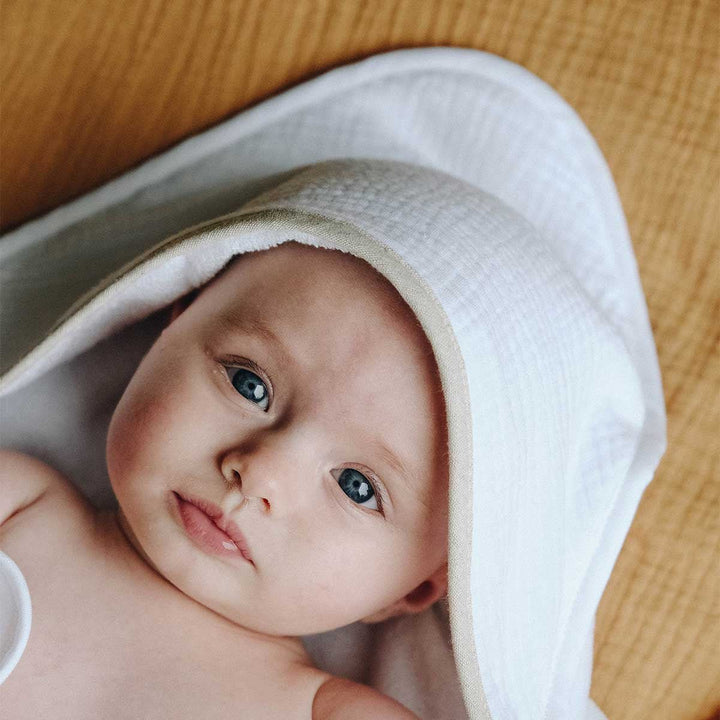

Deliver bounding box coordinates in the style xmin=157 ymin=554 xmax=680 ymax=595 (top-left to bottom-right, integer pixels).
xmin=107 ymin=373 xmax=170 ymax=487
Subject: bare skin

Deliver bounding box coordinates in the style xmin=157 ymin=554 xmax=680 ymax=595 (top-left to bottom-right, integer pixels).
xmin=0 ymin=241 xmax=449 ymax=718
xmin=1 ymin=476 xmax=330 ymax=719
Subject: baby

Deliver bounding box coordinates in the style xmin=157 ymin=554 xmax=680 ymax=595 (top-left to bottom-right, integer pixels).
xmin=0 ymin=240 xmax=450 ymax=719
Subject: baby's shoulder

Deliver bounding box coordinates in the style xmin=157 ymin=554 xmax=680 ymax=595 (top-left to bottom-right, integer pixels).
xmin=311 ymin=674 xmax=419 ymax=720
xmin=0 ymin=449 xmax=92 ymax=534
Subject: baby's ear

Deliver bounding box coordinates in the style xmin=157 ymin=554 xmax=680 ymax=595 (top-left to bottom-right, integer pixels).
xmin=360 ymin=561 xmax=448 ymax=624
xmin=166 ymin=288 xmax=201 ymax=327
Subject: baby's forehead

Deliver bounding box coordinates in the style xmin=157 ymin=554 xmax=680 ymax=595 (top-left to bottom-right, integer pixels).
xmin=229 ymin=242 xmax=392 ymax=291
xmin=212 ymin=242 xmax=418 ymax=332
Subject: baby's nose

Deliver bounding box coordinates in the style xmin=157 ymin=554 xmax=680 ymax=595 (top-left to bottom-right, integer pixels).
xmin=219 ymin=426 xmax=323 ymax=514
xmin=220 ymin=454 xmax=292 ymax=514
xmin=221 ymin=465 xmax=268 ymax=513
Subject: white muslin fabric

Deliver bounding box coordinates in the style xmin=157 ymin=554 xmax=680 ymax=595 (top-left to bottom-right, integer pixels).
xmin=0 ymin=47 xmax=666 ymax=719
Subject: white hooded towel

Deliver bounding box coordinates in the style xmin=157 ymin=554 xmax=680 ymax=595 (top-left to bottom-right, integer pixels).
xmin=0 ymin=47 xmax=667 ymax=720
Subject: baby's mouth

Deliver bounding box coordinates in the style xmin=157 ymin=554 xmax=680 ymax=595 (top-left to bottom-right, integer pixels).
xmin=173 ymin=491 xmax=255 ymax=566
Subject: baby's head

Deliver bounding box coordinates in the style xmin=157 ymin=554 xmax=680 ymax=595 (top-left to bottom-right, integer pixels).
xmin=107 ymin=240 xmax=449 ymax=636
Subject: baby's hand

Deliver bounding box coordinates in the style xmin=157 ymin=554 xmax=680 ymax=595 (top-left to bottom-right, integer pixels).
xmin=313 ymin=676 xmax=420 ymax=719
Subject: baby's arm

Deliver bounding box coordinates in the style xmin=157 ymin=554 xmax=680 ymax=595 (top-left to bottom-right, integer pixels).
xmin=0 ymin=449 xmax=67 ymax=528
xmin=313 ymin=676 xmax=420 ymax=720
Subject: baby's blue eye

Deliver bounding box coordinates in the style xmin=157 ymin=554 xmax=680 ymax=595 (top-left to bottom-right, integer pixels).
xmin=338 ymin=468 xmax=379 ymax=512
xmin=225 ymin=366 xmax=270 ymax=411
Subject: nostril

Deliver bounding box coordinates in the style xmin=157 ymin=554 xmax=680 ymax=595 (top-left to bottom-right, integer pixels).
xmin=223 ymin=468 xmax=242 ymax=489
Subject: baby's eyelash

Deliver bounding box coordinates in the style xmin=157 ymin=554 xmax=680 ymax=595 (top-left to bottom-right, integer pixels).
xmin=220 ymin=358 xmax=272 ymax=411
xmin=221 ymin=356 xmax=272 ymax=394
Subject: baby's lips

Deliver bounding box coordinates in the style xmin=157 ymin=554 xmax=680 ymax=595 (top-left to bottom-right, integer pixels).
xmin=176 ymin=490 xmax=223 ymax=521
xmin=215 ymin=515 xmax=254 ymax=565
xmin=175 ymin=490 xmax=255 ymax=565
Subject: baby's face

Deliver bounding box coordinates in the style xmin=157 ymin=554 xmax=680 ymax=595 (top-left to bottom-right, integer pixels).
xmin=107 ymin=241 xmax=448 ymax=636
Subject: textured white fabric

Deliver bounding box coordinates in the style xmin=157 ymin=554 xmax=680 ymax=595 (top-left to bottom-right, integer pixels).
xmin=0 ymin=47 xmax=666 ymax=719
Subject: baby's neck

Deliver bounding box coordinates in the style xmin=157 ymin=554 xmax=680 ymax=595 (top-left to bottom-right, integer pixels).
xmin=93 ymin=508 xmax=311 ymax=666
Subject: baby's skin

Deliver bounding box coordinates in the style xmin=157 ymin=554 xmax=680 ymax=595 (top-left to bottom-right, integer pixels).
xmin=0 ymin=241 xmax=449 ymax=719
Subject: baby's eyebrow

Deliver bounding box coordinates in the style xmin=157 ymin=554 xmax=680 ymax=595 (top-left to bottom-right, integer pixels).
xmin=216 ymin=309 xmax=294 ymax=368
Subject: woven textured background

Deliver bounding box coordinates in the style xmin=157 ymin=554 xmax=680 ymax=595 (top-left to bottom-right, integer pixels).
xmin=1 ymin=2 xmax=718 ymax=718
